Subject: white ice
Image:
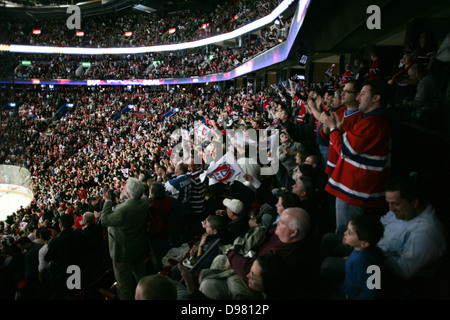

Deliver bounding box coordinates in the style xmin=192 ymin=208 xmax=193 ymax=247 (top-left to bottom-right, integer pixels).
xmin=0 ymin=191 xmax=33 ymax=221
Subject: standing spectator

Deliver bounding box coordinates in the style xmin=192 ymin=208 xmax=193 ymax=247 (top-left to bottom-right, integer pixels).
xmin=321 ymin=81 xmax=392 ymax=234
xmin=407 ymin=63 xmax=440 ymax=126
xmin=80 ymin=211 xmax=105 ymax=285
xmin=163 ymin=162 xmax=192 ymax=247
xmin=320 ymin=81 xmax=361 ymax=177
xmin=16 ymin=236 xmax=44 ymax=299
xmin=147 ymin=181 xmax=172 ymax=273
xmin=97 ymin=177 xmax=149 ymax=300
xmin=38 ymin=228 xmax=52 ymax=298
xmin=355 ymin=59 xmax=369 ymax=87
xmin=388 ymin=53 xmax=415 ymax=107
xmin=44 ymin=214 xmax=83 ymax=299
xmin=366 ymin=50 xmax=384 ymax=81
xmin=187 ymin=157 xmax=207 ymax=238
xmin=340 ymin=64 xmax=354 ymax=86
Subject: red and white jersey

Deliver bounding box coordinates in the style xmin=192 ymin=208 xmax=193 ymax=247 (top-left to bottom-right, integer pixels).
xmin=324 ymin=106 xmax=361 ymax=175
xmin=294 ymin=97 xmax=306 ymax=124
xmin=325 ymin=109 xmax=391 ymax=208
xmin=368 ymin=58 xmax=383 ymax=81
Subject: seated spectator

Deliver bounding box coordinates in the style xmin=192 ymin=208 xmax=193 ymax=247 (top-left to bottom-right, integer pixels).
xmin=291 ymin=176 xmax=318 ymax=219
xmin=135 ymin=274 xmax=177 ymax=300
xmin=197 ymin=207 xmax=319 ymax=299
xmin=378 ymin=177 xmax=447 ymax=280
xmin=220 ymin=198 xmax=249 ymax=245
xmin=278 ymin=131 xmax=304 ymax=177
xmin=253 ymin=191 xmax=302 ymax=229
xmin=320 ymin=176 xmax=447 ymax=299
xmin=178 ymin=253 xmax=294 ymax=300
xmin=170 ymin=214 xmax=227 ymax=279
xmin=320 ymin=215 xmax=385 ymax=300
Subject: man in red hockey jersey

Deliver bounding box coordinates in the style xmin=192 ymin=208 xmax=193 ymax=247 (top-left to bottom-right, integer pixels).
xmin=321 ymin=81 xmax=391 ymax=234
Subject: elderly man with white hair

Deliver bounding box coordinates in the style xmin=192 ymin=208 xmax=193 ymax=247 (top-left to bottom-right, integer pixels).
xmin=197 ymin=207 xmax=320 ymax=299
xmin=96 ymin=177 xmax=149 ymax=300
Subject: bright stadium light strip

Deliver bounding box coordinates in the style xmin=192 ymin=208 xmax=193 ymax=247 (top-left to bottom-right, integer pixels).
xmin=4 ymin=0 xmax=294 ymax=55
xmin=0 ymin=0 xmax=310 ymax=86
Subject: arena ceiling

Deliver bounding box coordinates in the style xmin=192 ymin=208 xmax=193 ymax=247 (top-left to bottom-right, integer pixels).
xmin=0 ymin=0 xmax=222 ymax=17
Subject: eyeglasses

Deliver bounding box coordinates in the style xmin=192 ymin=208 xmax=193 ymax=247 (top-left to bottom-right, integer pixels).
xmin=249 ymin=271 xmax=262 ymax=281
xmin=342 ymin=90 xmax=356 ymax=94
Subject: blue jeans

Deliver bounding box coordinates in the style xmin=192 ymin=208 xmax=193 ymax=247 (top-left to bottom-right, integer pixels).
xmin=335 ymin=197 xmax=365 ymax=234
xmin=319 ymin=144 xmax=329 ymax=170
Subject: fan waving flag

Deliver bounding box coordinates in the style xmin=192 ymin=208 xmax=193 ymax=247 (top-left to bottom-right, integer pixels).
xmin=325 ymin=64 xmax=336 ymax=77
xmin=200 ymin=150 xmax=243 ymax=184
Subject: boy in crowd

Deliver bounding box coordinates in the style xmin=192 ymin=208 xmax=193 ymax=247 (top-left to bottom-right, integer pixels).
xmin=342 ymin=215 xmax=384 ymax=300
xmin=320 ymin=214 xmax=384 ymax=300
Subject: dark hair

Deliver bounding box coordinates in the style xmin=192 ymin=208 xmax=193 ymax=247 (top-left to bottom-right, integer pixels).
xmin=296 ymin=150 xmax=308 ymax=163
xmin=150 ymin=182 xmax=166 ymax=202
xmin=350 ymin=215 xmax=384 ymax=246
xmin=385 ymin=176 xmax=422 ymax=203
xmin=279 ymin=191 xmax=302 ymax=209
xmin=363 ymin=80 xmax=388 ymax=106
xmin=256 ymin=254 xmax=292 ymax=299
xmin=314 ymin=87 xmax=325 ymax=98
xmin=298 ymin=164 xmax=316 ymax=180
xmin=206 ymin=214 xmax=227 ymax=235
xmin=177 ymin=162 xmax=189 ymax=174
xmin=346 ymin=80 xmax=361 ymax=93
xmin=40 ymin=228 xmax=51 ymax=241
xmin=307 ymin=154 xmax=321 ymax=166
xmin=299 ymin=176 xmax=315 ymax=195
xmin=59 ymin=214 xmax=74 ymax=230
xmin=34 ymin=227 xmax=41 ymax=238
xmin=16 ymin=236 xmax=32 ymax=246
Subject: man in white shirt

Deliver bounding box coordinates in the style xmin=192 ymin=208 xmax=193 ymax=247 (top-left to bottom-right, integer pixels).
xmin=377 ymin=177 xmax=447 ymax=280
xmin=319 ymin=176 xmax=447 ymax=298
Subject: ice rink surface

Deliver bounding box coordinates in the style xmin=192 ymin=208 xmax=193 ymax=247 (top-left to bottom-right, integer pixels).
xmin=0 ymin=191 xmax=33 ymax=221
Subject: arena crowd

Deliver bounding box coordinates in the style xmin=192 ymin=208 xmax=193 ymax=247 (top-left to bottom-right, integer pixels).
xmin=0 ymin=2 xmax=448 ymax=300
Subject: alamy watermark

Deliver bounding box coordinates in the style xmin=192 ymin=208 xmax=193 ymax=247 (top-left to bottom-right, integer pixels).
xmin=66 ymin=265 xmax=81 ymax=290
xmin=66 ymin=5 xmax=81 ymax=30
xmin=366 ymin=5 xmax=381 ymax=30
xmin=367 ymin=265 xmax=381 ymax=290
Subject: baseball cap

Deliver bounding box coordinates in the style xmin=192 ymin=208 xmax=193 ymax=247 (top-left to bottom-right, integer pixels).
xmin=223 ymin=198 xmax=244 ymax=215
